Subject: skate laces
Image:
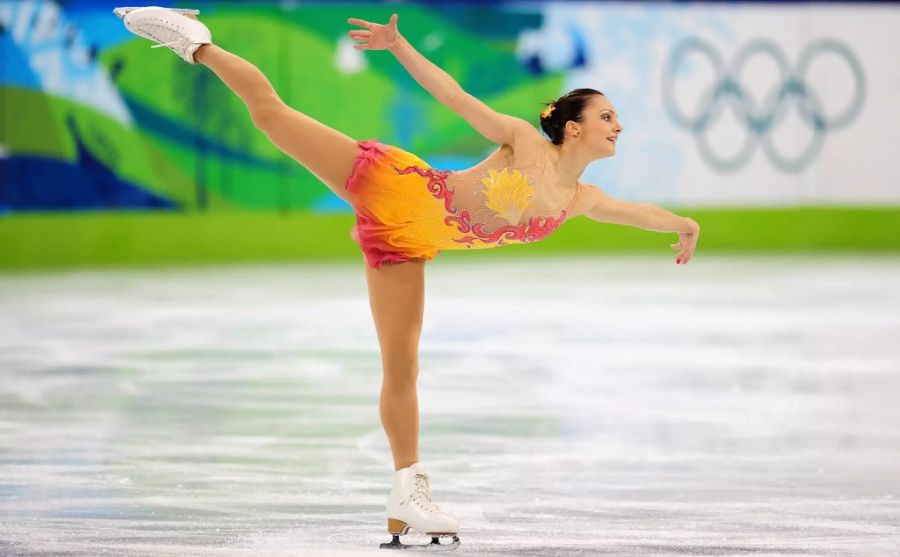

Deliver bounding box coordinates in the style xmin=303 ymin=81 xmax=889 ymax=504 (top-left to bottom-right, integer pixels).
xmin=150 ymin=40 xmax=183 ymax=49
xmin=411 ymin=472 xmax=441 ymax=515
xmin=135 ymin=20 xmax=192 ymax=50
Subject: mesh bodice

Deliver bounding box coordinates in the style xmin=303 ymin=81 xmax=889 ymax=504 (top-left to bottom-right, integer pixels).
xmin=418 ymin=140 xmax=580 ymax=249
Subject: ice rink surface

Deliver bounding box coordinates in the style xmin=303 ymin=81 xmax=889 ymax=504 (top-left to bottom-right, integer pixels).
xmin=1 ymin=255 xmax=898 ymax=556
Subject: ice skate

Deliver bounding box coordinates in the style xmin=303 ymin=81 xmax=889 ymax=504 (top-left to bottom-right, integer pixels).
xmin=116 ymin=6 xmax=211 ymax=65
xmin=380 ymin=462 xmax=460 ymax=551
xmin=112 ymin=6 xmax=200 ymax=20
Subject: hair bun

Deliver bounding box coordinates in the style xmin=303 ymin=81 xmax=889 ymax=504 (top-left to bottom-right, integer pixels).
xmin=538 ymin=88 xmax=604 ymax=145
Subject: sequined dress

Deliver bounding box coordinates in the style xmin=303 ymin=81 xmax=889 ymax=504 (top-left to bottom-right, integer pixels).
xmin=344 ymin=138 xmax=580 ymax=269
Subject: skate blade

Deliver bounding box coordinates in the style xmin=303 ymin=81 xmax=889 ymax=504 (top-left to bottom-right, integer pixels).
xmin=113 ymin=7 xmax=200 ymax=20
xmin=380 ymin=534 xmax=460 ymax=551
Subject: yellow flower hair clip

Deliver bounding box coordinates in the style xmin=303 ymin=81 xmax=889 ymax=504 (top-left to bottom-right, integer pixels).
xmin=540 ymin=103 xmax=556 ymax=119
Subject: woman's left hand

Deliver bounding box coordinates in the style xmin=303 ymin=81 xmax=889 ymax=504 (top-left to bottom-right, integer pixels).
xmin=671 ymin=217 xmax=700 ymax=264
xmin=347 ymin=14 xmax=401 ymax=51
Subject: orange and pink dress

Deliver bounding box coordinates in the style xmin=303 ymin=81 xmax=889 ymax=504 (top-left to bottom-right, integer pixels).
xmin=344 ymin=138 xmax=581 ymax=269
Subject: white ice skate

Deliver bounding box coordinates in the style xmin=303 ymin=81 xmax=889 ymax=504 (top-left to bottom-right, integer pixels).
xmin=380 ymin=462 xmax=460 ymax=551
xmin=116 ymin=6 xmax=211 ymax=65
xmin=112 ymin=6 xmax=199 ymax=19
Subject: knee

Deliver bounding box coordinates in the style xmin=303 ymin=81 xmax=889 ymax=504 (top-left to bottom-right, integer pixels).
xmin=248 ymin=96 xmax=285 ymax=130
xmin=381 ymin=354 xmax=419 ymax=389
xmin=382 ymin=374 xmax=418 ymax=395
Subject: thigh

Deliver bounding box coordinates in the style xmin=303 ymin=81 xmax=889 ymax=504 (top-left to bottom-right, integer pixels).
xmin=364 ymin=257 xmax=426 ymax=377
xmin=257 ymin=103 xmax=360 ymax=205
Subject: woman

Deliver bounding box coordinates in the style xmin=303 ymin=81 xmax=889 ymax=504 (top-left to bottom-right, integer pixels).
xmin=116 ymin=6 xmax=700 ymax=551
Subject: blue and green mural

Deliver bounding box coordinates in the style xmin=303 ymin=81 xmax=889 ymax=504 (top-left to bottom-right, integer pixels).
xmin=1 ymin=0 xmax=560 ymax=216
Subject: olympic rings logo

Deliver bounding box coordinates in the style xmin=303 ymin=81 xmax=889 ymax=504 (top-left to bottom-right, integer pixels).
xmin=661 ymin=38 xmax=865 ymax=173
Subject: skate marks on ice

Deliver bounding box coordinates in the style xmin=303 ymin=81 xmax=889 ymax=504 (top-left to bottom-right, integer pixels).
xmin=357 ymin=255 xmax=900 ymax=555
xmin=1 ymin=256 xmax=900 ymax=555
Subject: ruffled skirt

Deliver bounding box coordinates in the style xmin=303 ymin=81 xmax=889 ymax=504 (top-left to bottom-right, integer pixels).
xmin=344 ymin=139 xmax=444 ymax=269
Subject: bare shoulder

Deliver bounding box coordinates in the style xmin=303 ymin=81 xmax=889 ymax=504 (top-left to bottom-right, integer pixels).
xmin=501 ymin=120 xmax=545 ymax=165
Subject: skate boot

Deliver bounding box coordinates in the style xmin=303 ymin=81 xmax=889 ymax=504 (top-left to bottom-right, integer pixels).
xmin=117 ymin=6 xmax=211 ymax=65
xmin=380 ymin=462 xmax=460 ymax=551
xmin=112 ymin=7 xmax=200 ymax=20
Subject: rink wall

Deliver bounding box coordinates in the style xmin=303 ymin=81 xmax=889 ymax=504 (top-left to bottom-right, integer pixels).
xmin=3 ymin=1 xmax=899 ymax=268
xmin=1 ymin=208 xmax=898 ymax=270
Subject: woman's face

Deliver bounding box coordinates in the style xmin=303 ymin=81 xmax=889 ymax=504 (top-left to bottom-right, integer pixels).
xmin=572 ymin=95 xmax=622 ymax=158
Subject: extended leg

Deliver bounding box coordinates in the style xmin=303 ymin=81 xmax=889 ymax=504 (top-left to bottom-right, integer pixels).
xmin=193 ymin=44 xmax=359 ymax=205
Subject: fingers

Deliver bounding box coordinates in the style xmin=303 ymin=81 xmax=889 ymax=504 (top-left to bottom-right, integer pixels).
xmin=347 ymin=17 xmax=373 ymax=28
xmin=676 ymin=250 xmax=693 ymax=264
xmin=673 ymin=231 xmax=699 ymax=263
xmin=348 ymin=29 xmax=370 ymax=49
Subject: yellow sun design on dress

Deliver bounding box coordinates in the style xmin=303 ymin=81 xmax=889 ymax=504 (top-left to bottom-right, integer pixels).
xmin=481 ymin=168 xmax=534 ymax=224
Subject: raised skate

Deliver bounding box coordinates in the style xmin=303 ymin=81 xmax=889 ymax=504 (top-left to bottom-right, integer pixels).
xmin=116 ymin=6 xmax=211 ymax=64
xmin=380 ymin=462 xmax=460 ymax=551
xmin=113 ymin=6 xmax=200 ymax=20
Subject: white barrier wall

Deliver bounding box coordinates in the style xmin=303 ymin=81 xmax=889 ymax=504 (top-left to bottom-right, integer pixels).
xmin=522 ymin=3 xmax=899 ymax=205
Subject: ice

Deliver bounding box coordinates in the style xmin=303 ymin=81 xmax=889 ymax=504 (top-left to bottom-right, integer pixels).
xmin=1 ymin=255 xmax=899 ymax=555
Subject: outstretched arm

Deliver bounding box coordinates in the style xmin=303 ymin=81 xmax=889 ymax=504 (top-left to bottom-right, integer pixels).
xmin=581 ymin=183 xmax=700 ymax=264
xmin=348 ymin=14 xmax=534 ymax=146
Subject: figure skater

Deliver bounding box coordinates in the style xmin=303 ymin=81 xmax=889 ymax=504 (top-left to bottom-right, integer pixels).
xmin=114 ymin=6 xmax=700 ymax=551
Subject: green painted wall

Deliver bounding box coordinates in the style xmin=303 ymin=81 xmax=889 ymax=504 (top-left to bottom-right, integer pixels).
xmin=2 ymin=207 xmax=897 ymax=271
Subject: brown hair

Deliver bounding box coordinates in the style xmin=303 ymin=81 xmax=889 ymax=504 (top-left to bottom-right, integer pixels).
xmin=539 ymin=88 xmax=605 ymax=145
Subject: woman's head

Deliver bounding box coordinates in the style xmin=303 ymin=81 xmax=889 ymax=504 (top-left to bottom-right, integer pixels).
xmin=539 ymin=88 xmax=622 ymax=157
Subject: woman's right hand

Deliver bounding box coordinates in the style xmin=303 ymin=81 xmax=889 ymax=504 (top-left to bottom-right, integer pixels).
xmin=671 ymin=217 xmax=700 ymax=265
xmin=347 ymin=14 xmax=401 ymax=51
